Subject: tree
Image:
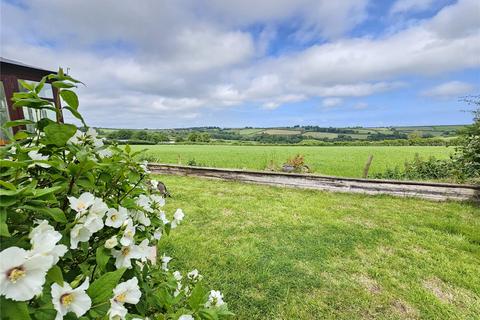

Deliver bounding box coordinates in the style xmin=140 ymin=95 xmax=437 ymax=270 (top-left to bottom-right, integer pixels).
xmin=187 ymin=132 xmax=199 ymax=142
xmin=453 ymin=96 xmax=480 ymax=181
xmin=116 ymin=129 xmax=133 ymax=140
xmin=133 ymin=130 xmax=149 ymax=140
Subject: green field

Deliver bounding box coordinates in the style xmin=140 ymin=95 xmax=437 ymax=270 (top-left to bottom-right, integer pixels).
xmin=134 ymin=145 xmax=452 ymax=178
xmin=302 ymin=132 xmax=339 ymax=139
xmin=160 ymin=175 xmax=480 ymax=319
xmin=262 ymin=129 xmax=303 ymax=135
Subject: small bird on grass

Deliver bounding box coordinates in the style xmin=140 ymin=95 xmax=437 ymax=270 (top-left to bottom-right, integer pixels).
xmin=150 ymin=179 xmax=171 ymax=197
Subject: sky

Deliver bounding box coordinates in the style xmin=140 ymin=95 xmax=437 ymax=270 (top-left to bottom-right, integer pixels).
xmin=1 ymin=0 xmax=479 ymax=129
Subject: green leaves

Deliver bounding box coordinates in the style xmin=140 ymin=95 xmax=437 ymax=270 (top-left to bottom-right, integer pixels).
xmin=188 ymin=282 xmax=208 ymax=310
xmin=0 ymin=68 xmax=234 ymax=320
xmin=43 ymin=123 xmax=77 ymax=146
xmin=0 ymin=298 xmax=31 ymax=320
xmin=52 ymin=81 xmax=76 ymax=89
xmin=46 ymin=265 xmax=64 ymax=286
xmin=95 ymin=247 xmax=111 ymax=272
xmin=60 ymin=90 xmax=79 ymax=109
xmin=20 ymin=205 xmax=67 ymax=223
xmin=0 ymin=209 xmax=10 ymax=237
xmin=3 ymin=119 xmax=34 ymax=129
xmin=87 ymin=268 xmax=126 ymax=305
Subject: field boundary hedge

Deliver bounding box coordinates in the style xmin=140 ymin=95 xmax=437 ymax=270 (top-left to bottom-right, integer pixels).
xmin=148 ymin=163 xmax=479 ymax=203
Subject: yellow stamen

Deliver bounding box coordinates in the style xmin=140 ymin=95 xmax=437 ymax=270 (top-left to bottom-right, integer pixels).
xmin=115 ymin=292 xmax=127 ymax=303
xmin=60 ymin=293 xmax=74 ymax=306
xmin=121 ymin=247 xmax=130 ymax=256
xmin=111 ymin=214 xmax=117 ymax=221
xmin=77 ymin=201 xmax=86 ymax=211
xmin=8 ymin=267 xmax=26 ymax=283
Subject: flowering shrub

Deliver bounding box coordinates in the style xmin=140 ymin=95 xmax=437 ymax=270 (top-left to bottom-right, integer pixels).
xmin=0 ymin=70 xmax=232 ymax=320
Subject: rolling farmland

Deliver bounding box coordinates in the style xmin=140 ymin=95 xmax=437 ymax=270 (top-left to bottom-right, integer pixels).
xmin=134 ymin=145 xmax=452 ymax=178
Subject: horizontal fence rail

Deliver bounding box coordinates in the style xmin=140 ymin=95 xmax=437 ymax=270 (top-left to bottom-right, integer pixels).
xmin=148 ymin=163 xmax=480 ymax=203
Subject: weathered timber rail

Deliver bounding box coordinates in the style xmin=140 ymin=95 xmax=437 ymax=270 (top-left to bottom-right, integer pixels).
xmin=148 ymin=163 xmax=480 ymax=202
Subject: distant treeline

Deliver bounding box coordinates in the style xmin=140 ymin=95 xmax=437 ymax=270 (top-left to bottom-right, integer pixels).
xmin=101 ymin=127 xmax=457 ymax=146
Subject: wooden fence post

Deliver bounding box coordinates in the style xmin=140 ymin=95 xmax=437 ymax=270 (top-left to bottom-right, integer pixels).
xmin=363 ymin=155 xmax=374 ymax=179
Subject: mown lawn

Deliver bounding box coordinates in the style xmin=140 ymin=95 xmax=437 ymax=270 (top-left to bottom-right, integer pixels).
xmin=159 ymin=175 xmax=480 ymax=320
xmin=135 ymin=145 xmax=452 ymax=178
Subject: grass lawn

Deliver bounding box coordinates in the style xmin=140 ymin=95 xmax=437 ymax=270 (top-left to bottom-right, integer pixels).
xmin=134 ymin=145 xmax=452 ymax=178
xmin=159 ymin=175 xmax=480 ymax=319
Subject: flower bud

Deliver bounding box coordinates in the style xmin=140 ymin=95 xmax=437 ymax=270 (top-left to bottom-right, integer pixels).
xmin=105 ymin=235 xmax=118 ymax=249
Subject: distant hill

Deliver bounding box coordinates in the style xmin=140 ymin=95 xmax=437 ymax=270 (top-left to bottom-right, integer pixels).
xmin=97 ymin=124 xmax=467 ymax=144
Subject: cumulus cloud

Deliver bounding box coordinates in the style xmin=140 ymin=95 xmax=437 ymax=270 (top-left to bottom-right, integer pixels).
xmin=390 ymin=0 xmax=438 ymax=15
xmin=0 ymin=0 xmax=478 ymax=127
xmin=422 ymin=81 xmax=475 ymax=98
xmin=322 ymin=98 xmax=343 ymax=108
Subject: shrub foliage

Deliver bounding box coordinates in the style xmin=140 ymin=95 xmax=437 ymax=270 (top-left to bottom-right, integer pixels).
xmin=0 ymin=70 xmax=232 ymax=320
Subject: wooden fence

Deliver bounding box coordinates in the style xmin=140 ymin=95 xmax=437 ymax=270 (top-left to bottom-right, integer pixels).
xmin=148 ymin=163 xmax=480 ymax=203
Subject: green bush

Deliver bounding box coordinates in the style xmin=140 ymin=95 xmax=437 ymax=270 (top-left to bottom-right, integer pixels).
xmin=0 ymin=70 xmax=232 ymax=320
xmin=372 ymin=154 xmax=455 ymax=181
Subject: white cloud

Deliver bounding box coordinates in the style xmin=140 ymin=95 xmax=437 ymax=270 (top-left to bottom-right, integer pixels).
xmin=422 ymin=81 xmax=475 ymax=98
xmin=322 ymin=98 xmax=343 ymax=108
xmin=0 ymin=0 xmax=478 ymax=127
xmin=200 ymin=0 xmax=369 ymax=40
xmin=390 ymin=0 xmax=437 ymax=15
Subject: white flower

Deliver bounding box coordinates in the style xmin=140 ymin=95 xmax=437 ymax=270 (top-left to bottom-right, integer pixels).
xmin=136 ymin=239 xmax=151 ymax=262
xmin=120 ymin=219 xmax=136 ymax=246
xmin=86 ymin=128 xmax=98 ymax=139
xmin=0 ymin=247 xmax=53 ymax=301
xmin=158 ymin=211 xmax=169 ymax=225
xmin=68 ymin=130 xmax=83 ymax=144
xmin=70 ymin=223 xmax=92 ymax=249
xmin=173 ymin=208 xmax=184 ymax=222
xmin=9 ymin=146 xmax=16 ymax=154
xmin=107 ymin=300 xmax=127 ymax=320
xmin=150 ymin=195 xmax=165 ymax=208
xmin=136 ymin=195 xmax=153 ymax=213
xmin=78 ymin=198 xmax=108 ymax=234
xmin=105 ymin=236 xmax=118 ymax=249
xmin=171 ymin=209 xmax=185 ymax=229
xmin=28 ymin=150 xmax=51 ymax=168
xmin=93 ymin=137 xmax=104 ymax=148
xmin=29 ymin=220 xmax=67 ymax=265
xmin=140 ymin=161 xmax=150 ymax=174
xmin=132 ymin=210 xmax=151 ymax=226
xmin=105 ymin=207 xmax=128 ymax=228
xmin=68 ymin=192 xmax=95 ymax=215
xmin=173 ymin=271 xmax=182 ymax=281
xmin=83 ymin=212 xmax=104 ymax=234
xmin=161 ymin=254 xmax=172 ymax=271
xmin=153 ymin=228 xmax=162 ymax=240
xmin=179 ymin=315 xmax=194 ymax=320
xmin=89 ymin=198 xmax=109 ymax=217
xmin=112 ymin=277 xmax=141 ymax=305
xmin=150 ymin=180 xmax=159 ymax=189
xmin=187 ymin=269 xmax=202 ymax=282
xmin=174 ymin=283 xmax=182 ymax=297
xmin=51 ymin=278 xmax=91 ymax=320
xmin=146 ymin=245 xmax=157 ymax=265
xmin=111 ymin=244 xmax=143 ymax=269
xmin=98 ymin=148 xmax=112 ymax=158
xmin=205 ymin=290 xmax=225 ymax=308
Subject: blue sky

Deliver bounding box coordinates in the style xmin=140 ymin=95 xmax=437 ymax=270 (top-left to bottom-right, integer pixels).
xmin=1 ymin=0 xmax=479 ymax=128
